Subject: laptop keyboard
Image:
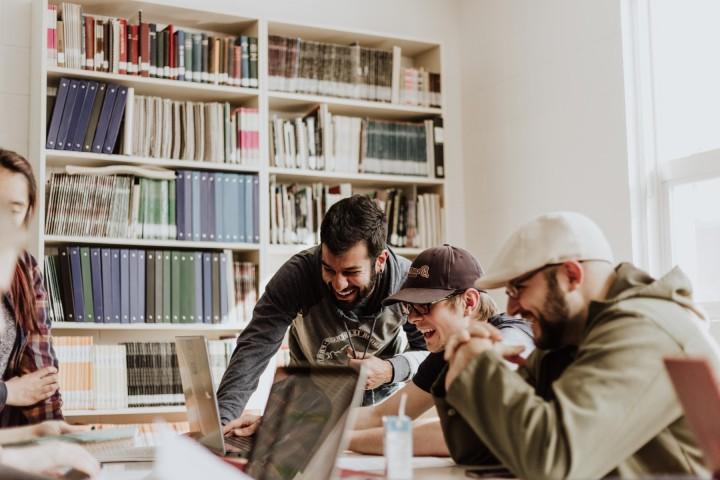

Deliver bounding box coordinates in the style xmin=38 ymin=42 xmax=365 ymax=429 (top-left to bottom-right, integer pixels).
xmin=224 ymin=434 xmax=253 ymax=452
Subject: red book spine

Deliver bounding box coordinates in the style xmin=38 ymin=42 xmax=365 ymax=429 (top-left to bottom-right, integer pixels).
xmin=84 ymin=16 xmax=95 ymax=70
xmin=139 ymin=23 xmax=150 ymax=77
xmin=131 ymin=24 xmax=139 ymax=75
xmin=118 ymin=18 xmax=127 ymax=74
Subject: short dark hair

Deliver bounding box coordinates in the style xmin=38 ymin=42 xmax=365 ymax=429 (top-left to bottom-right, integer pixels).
xmin=320 ymin=195 xmax=386 ymax=258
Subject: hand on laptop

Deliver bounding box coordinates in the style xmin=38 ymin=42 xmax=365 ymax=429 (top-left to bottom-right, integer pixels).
xmin=0 ymin=441 xmax=100 ymax=478
xmin=347 ymin=349 xmax=393 ymax=389
xmin=224 ymin=412 xmax=262 ymax=437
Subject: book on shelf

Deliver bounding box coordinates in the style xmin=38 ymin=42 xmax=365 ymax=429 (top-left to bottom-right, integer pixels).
xmin=45 ymin=247 xmax=258 ymax=326
xmin=45 ymin=166 xmax=259 ymax=243
xmin=267 ymin=35 xmax=441 ymax=107
xmin=54 ymin=337 xmax=239 ymax=411
xmin=269 ymin=105 xmax=444 ymax=177
xmin=269 ymin=178 xmax=442 ymax=249
xmin=48 ymin=3 xmax=259 ymax=88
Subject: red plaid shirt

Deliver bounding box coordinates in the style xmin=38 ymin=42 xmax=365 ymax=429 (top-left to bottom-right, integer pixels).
xmin=1 ymin=251 xmax=63 ymax=426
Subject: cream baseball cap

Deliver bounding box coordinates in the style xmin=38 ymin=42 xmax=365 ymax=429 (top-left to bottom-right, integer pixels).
xmin=475 ymin=211 xmax=615 ymax=290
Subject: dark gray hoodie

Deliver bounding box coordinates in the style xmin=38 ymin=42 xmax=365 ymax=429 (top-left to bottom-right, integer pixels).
xmin=217 ymin=246 xmax=428 ymax=424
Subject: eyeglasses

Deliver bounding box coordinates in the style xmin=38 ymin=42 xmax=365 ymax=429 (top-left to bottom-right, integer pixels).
xmin=505 ymin=263 xmax=562 ymax=299
xmin=399 ymin=291 xmax=463 ymax=317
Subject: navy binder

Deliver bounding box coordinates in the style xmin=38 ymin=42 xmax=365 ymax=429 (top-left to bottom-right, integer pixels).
xmin=46 ymin=78 xmax=71 ymax=149
xmin=101 ymin=249 xmax=113 ymax=323
xmin=138 ymin=250 xmax=146 ymax=323
xmin=83 ymin=82 xmax=107 ymax=151
xmin=128 ymin=249 xmax=139 ymax=323
xmin=55 ymin=79 xmax=81 ymax=150
xmin=212 ymin=173 xmax=223 ymax=242
xmin=219 ymin=252 xmax=228 ymax=323
xmin=69 ymin=80 xmax=99 ymax=151
xmin=91 ymin=83 xmax=119 ymax=153
xmin=57 ymin=246 xmax=76 ymax=321
xmin=102 ymin=85 xmax=129 ymax=154
xmin=62 ymin=79 xmax=89 ymax=151
xmin=90 ymin=248 xmax=104 ymax=323
xmin=68 ymin=246 xmax=85 ymax=322
xmin=110 ymin=249 xmax=121 ymax=322
xmin=120 ymin=248 xmax=130 ymax=323
xmin=191 ymin=171 xmax=201 ymax=241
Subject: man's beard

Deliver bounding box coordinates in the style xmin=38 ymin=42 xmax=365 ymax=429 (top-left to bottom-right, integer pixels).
xmin=328 ymin=267 xmax=379 ymax=311
xmin=535 ymin=273 xmax=571 ymax=350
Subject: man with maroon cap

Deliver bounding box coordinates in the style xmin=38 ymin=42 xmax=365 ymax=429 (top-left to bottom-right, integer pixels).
xmin=348 ymin=244 xmax=533 ymax=459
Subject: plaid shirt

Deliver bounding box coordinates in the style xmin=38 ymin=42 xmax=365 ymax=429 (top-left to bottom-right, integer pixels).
xmin=0 ymin=251 xmax=63 ymax=426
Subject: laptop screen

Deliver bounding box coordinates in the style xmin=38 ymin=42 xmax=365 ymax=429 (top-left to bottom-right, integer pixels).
xmin=246 ymin=366 xmax=360 ymax=480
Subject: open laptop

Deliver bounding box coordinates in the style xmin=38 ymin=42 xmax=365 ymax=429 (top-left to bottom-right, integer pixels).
xmin=664 ymin=356 xmax=720 ymax=474
xmin=176 ymin=335 xmax=366 ymax=480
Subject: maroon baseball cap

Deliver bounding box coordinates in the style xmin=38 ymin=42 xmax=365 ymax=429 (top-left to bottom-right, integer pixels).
xmin=383 ymin=244 xmax=485 ymax=305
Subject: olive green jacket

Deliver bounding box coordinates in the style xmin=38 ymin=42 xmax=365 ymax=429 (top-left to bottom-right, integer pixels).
xmin=433 ymin=263 xmax=720 ymax=479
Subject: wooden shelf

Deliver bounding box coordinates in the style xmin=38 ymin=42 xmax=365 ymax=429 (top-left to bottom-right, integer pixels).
xmin=268 ymin=91 xmax=441 ymax=119
xmin=268 ymin=167 xmax=444 ymax=187
xmin=45 ymin=150 xmax=261 ymax=174
xmin=65 ymin=406 xmax=185 ymax=416
xmin=47 ymin=67 xmax=259 ymax=103
xmin=268 ymin=244 xmax=422 ymax=258
xmin=44 ymin=235 xmax=260 ymax=252
xmin=52 ymin=321 xmax=243 ymax=332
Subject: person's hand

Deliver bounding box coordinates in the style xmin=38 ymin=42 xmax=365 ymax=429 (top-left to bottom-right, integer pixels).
xmin=1 ymin=441 xmax=100 ymax=478
xmin=5 ymin=367 xmax=59 ymax=406
xmin=32 ymin=420 xmax=89 ymax=438
xmin=347 ymin=350 xmax=393 ymax=390
xmin=444 ymin=323 xmax=525 ymax=390
xmin=223 ymin=412 xmax=262 ymax=437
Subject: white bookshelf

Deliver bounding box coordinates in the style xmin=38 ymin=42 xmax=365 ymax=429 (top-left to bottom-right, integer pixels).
xmin=30 ymin=0 xmax=447 ymax=424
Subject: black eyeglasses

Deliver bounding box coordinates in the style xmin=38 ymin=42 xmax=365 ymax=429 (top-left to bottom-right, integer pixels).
xmin=399 ymin=291 xmax=463 ymax=317
xmin=505 ymin=263 xmax=562 ymax=299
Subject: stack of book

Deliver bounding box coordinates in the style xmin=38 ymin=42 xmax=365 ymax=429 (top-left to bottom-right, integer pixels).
xmin=131 ymin=96 xmax=259 ymax=165
xmin=44 ymin=247 xmax=258 ymax=326
xmin=270 ymin=105 xmax=444 ymax=177
xmin=267 ymin=36 xmax=441 ymax=107
xmin=369 ymin=189 xmax=442 ymax=249
xmin=47 ymin=3 xmax=259 ymax=87
xmin=269 ymin=178 xmax=352 ymax=245
xmin=46 ymin=79 xmax=131 ymax=154
xmin=54 ymin=338 xmax=240 ymax=410
xmin=45 ymin=166 xmax=260 ymax=243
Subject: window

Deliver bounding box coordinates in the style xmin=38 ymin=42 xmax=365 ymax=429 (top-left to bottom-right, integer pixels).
xmin=623 ymin=0 xmax=720 ymax=318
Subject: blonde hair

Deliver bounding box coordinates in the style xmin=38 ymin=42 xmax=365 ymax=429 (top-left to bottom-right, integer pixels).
xmin=451 ymin=289 xmax=498 ymax=322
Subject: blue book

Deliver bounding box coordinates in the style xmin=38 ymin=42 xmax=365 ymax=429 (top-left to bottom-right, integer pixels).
xmin=128 ymin=250 xmax=139 ymax=323
xmin=102 ymin=85 xmax=129 ymax=154
xmin=219 ymin=251 xmax=228 ymax=323
xmin=213 ymin=173 xmax=223 ymax=242
xmin=244 ymin=175 xmax=253 ymax=244
xmin=202 ymin=252 xmax=212 ymax=324
xmin=120 ymin=248 xmax=130 ymax=323
xmin=110 ymin=249 xmax=121 ymax=322
xmin=235 ymin=174 xmax=245 ymax=243
xmin=46 ymin=78 xmax=71 ymax=149
xmin=89 ymin=248 xmax=104 ymax=323
xmin=252 ymin=175 xmax=260 ymax=243
xmin=62 ymin=80 xmax=89 ymax=151
xmin=193 ymin=251 xmax=203 ymax=324
xmin=191 ymin=171 xmax=201 ymax=241
xmin=69 ymin=80 xmax=99 ymax=151
xmin=176 ymin=172 xmax=185 ymax=240
xmin=91 ymin=83 xmax=119 ymax=153
xmin=68 ymin=246 xmax=85 ymax=322
xmin=199 ymin=172 xmax=209 ymax=241
xmin=138 ymin=250 xmax=146 ymax=323
xmin=55 ymin=79 xmax=81 ymax=150
xmin=101 ymin=249 xmax=113 ymax=323
xmin=207 ymin=173 xmax=216 ymax=241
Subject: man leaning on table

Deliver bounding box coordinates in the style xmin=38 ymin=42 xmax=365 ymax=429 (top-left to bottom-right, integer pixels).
xmin=434 ymin=211 xmax=720 ymax=479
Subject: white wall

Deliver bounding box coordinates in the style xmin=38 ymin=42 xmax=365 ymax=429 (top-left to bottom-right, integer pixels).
xmin=458 ymin=0 xmax=634 ymax=301
xmin=0 ymin=0 xmax=467 ymax=246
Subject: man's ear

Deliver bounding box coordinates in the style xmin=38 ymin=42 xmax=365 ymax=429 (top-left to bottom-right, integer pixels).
xmin=375 ymin=249 xmax=389 ymax=273
xmin=462 ymin=288 xmax=481 ymax=311
xmin=561 ymin=260 xmax=584 ymax=291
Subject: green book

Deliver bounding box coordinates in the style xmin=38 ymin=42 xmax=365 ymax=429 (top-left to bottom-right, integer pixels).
xmin=170 ymin=251 xmax=181 ymax=323
xmin=168 ymin=178 xmax=176 ymax=240
xmin=79 ymin=247 xmax=94 ymax=323
xmin=180 ymin=252 xmax=195 ymax=323
xmin=162 ymin=251 xmax=171 ymax=322
xmin=154 ymin=250 xmax=164 ymax=323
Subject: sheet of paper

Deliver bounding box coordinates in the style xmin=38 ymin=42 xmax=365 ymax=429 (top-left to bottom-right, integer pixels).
xmin=337 ymin=454 xmax=455 ymax=472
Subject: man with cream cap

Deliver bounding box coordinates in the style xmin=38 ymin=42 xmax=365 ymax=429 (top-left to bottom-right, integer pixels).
xmin=432 ymin=211 xmax=720 ymax=479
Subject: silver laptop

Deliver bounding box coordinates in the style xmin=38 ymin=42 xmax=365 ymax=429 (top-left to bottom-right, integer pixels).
xmin=176 ymin=335 xmax=366 ymax=479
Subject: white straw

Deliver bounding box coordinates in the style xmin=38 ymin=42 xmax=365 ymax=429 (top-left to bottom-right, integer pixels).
xmin=398 ymin=393 xmax=407 ymax=417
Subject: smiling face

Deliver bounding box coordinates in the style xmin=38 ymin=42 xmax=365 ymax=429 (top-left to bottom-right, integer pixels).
xmin=506 ymin=266 xmax=572 ymax=350
xmin=321 ymin=242 xmax=387 ymax=309
xmin=406 ymin=292 xmax=471 ymax=352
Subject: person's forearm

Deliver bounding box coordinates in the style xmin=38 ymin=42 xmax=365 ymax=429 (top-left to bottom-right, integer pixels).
xmin=352 ymin=405 xmax=383 ymax=430
xmin=348 ymin=420 xmax=450 ymax=457
xmin=0 ymin=425 xmax=38 ymax=445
